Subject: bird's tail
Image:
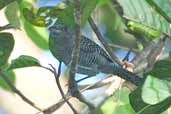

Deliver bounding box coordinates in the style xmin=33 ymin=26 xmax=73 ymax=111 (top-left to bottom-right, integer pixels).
xmin=113 ymin=65 xmax=143 ymax=86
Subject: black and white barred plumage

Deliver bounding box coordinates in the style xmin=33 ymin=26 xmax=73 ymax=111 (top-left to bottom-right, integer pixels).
xmin=48 ymin=24 xmax=143 ymax=85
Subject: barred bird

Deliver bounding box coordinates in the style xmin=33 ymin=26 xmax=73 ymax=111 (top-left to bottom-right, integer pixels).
xmin=48 ymin=24 xmax=143 ymax=86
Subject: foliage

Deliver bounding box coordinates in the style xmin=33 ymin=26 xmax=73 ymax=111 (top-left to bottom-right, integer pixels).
xmin=0 ymin=0 xmax=171 ymax=114
xmin=8 ymin=55 xmax=41 ymax=70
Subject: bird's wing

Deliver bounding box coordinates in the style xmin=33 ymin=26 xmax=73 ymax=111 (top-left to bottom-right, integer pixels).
xmin=80 ymin=36 xmax=113 ymax=63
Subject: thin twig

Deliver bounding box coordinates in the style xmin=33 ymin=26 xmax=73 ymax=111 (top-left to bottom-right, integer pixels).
xmin=0 ymin=71 xmax=42 ymax=112
xmin=131 ymin=40 xmax=156 ymax=67
xmin=108 ymin=43 xmax=139 ymax=54
xmin=88 ymin=16 xmax=123 ymax=65
xmin=79 ymin=74 xmax=113 ymax=91
xmin=49 ymin=63 xmax=78 ymax=114
xmin=146 ymin=36 xmax=167 ymax=71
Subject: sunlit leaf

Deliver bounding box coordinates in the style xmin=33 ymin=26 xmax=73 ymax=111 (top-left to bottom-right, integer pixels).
xmin=5 ymin=2 xmax=20 ymax=28
xmin=8 ymin=55 xmax=41 ymax=70
xmin=119 ymin=0 xmax=171 ymax=34
xmin=127 ymin=21 xmax=161 ymax=40
xmin=0 ymin=0 xmax=21 ymax=10
xmin=116 ymin=104 xmax=134 ymax=114
xmin=142 ymin=75 xmax=171 ymax=105
xmin=130 ymin=78 xmax=171 ymax=114
xmin=23 ymin=21 xmax=48 ymax=49
xmin=146 ymin=0 xmax=171 ymax=23
xmin=19 ymin=1 xmax=48 ymax=49
xmin=81 ymin=0 xmax=99 ymax=26
xmin=0 ymin=33 xmax=14 ymax=68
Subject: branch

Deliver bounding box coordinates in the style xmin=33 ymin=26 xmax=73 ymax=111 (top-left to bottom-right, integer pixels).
xmin=108 ymin=43 xmax=140 ymax=54
xmin=132 ymin=35 xmax=167 ymax=73
xmin=68 ymin=0 xmax=95 ymax=110
xmin=78 ymin=74 xmax=113 ymax=91
xmin=0 ymin=70 xmax=42 ymax=112
xmin=88 ymin=17 xmax=123 ymax=65
xmin=49 ymin=63 xmax=78 ymax=114
xmin=131 ymin=40 xmax=157 ymax=67
xmin=146 ymin=37 xmax=166 ymax=67
xmin=42 ymin=74 xmax=114 ymax=114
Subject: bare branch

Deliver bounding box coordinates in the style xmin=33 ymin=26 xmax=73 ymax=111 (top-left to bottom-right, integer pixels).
xmin=145 ymin=36 xmax=167 ymax=71
xmin=88 ymin=16 xmax=123 ymax=65
xmin=132 ymin=35 xmax=167 ymax=73
xmin=0 ymin=71 xmax=42 ymax=112
xmin=131 ymin=40 xmax=157 ymax=67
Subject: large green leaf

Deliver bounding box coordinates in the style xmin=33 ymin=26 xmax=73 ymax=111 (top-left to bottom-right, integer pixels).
xmin=8 ymin=55 xmax=41 ymax=70
xmin=147 ymin=60 xmax=171 ymax=80
xmin=5 ymin=2 xmax=20 ymax=28
xmin=96 ymin=1 xmax=136 ymax=48
xmin=0 ymin=0 xmax=21 ymax=10
xmin=142 ymin=75 xmax=171 ymax=105
xmin=129 ymin=60 xmax=171 ymax=113
xmin=0 ymin=33 xmax=14 ymax=68
xmin=81 ymin=0 xmax=99 ymax=26
xmin=146 ymin=0 xmax=171 ymax=23
xmin=119 ymin=0 xmax=171 ymax=35
xmin=18 ymin=1 xmax=48 ymax=49
xmin=23 ymin=21 xmax=48 ymax=49
xmin=130 ymin=85 xmax=171 ymax=114
xmin=101 ymin=88 xmax=134 ymax=114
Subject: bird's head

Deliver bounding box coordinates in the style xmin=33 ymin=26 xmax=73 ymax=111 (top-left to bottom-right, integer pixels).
xmin=48 ymin=24 xmax=69 ymax=34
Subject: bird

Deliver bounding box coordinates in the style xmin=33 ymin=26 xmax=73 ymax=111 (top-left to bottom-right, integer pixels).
xmin=48 ymin=23 xmax=143 ymax=86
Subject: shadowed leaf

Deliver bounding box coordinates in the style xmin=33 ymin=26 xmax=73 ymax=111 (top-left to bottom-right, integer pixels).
xmin=8 ymin=55 xmax=41 ymax=70
xmin=0 ymin=33 xmax=14 ymax=68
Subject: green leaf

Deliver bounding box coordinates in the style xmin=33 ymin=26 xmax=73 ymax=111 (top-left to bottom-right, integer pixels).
xmin=0 ymin=0 xmax=21 ymax=10
xmin=127 ymin=21 xmax=161 ymax=40
xmin=81 ymin=0 xmax=99 ymax=26
xmin=142 ymin=75 xmax=171 ymax=105
xmin=130 ymin=80 xmax=171 ymax=114
xmin=19 ymin=1 xmax=48 ymax=49
xmin=23 ymin=8 xmax=48 ymax=27
xmin=57 ymin=2 xmax=75 ymax=27
xmin=116 ymin=104 xmax=134 ymax=114
xmin=5 ymin=2 xmax=20 ymax=28
xmin=23 ymin=21 xmax=48 ymax=49
xmin=119 ymin=0 xmax=171 ymax=34
xmin=8 ymin=55 xmax=41 ymax=70
xmin=0 ymin=70 xmax=16 ymax=92
xmin=101 ymin=87 xmax=134 ymax=114
xmin=0 ymin=33 xmax=14 ymax=68
xmin=146 ymin=0 xmax=171 ymax=23
xmin=147 ymin=60 xmax=171 ymax=80
xmin=95 ymin=1 xmax=135 ymax=48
